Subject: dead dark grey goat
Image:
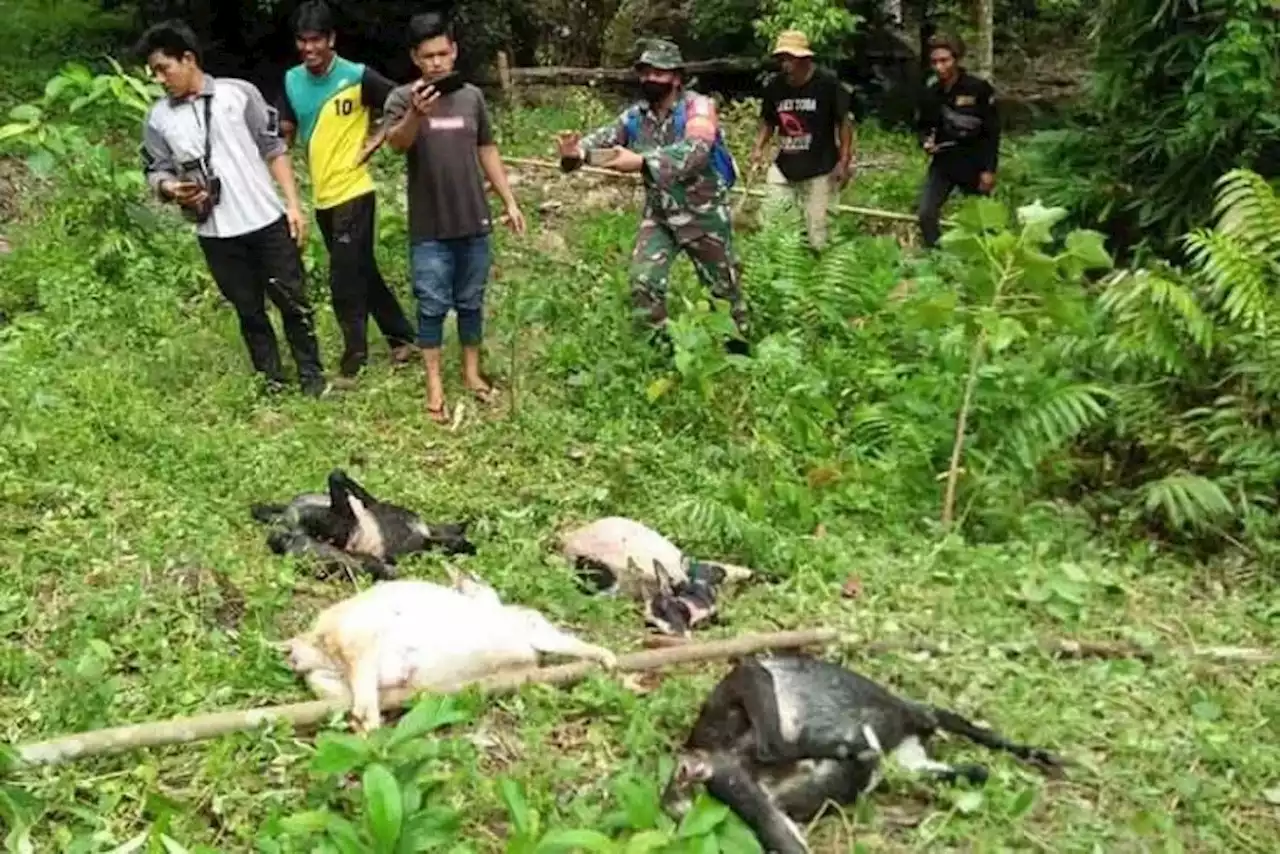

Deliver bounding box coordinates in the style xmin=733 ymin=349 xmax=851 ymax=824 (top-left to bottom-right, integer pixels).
xmin=558 ymin=516 xmax=755 ymax=636
xmin=250 ymin=469 xmax=475 ymax=580
xmin=660 ymin=653 xmax=1066 ymax=853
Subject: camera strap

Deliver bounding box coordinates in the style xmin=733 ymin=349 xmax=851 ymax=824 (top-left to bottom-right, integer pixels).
xmin=201 ymin=93 xmax=213 ymax=167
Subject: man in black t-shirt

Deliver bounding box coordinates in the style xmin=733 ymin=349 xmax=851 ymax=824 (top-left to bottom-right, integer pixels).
xmin=751 ymin=29 xmax=854 ymax=253
xmin=914 ymin=34 xmax=1000 ymax=248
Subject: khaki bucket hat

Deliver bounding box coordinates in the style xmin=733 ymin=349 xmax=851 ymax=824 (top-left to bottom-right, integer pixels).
xmin=772 ymin=30 xmax=814 ymax=57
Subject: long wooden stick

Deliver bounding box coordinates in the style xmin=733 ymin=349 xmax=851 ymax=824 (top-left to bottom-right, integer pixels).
xmin=502 ymin=156 xmax=928 ymax=224
xmin=11 ymin=628 xmax=836 ymax=769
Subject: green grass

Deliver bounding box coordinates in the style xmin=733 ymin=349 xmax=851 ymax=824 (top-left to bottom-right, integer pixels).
xmin=2 ymin=5 xmax=1278 ymax=852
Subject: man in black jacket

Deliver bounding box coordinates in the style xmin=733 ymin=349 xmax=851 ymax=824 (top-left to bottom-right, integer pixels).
xmin=914 ymin=34 xmax=1000 ymax=248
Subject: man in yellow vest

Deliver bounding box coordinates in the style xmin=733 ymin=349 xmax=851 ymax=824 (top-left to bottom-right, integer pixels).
xmin=279 ymin=0 xmax=416 ymax=386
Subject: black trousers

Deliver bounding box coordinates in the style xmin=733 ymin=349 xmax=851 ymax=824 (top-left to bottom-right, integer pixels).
xmin=917 ymin=158 xmax=989 ymax=248
xmin=315 ymin=191 xmax=415 ymax=377
xmin=198 ymin=215 xmax=324 ymax=385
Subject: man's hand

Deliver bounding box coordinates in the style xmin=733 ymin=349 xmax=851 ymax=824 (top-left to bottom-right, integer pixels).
xmin=604 ymin=147 xmax=645 ymax=174
xmin=832 ymin=159 xmax=854 ymax=188
xmin=502 ymin=202 xmax=526 ymax=236
xmin=286 ymin=204 xmax=307 ymax=247
xmin=923 ymin=137 xmax=937 ymax=155
xmin=161 ymin=179 xmax=206 ymax=206
xmin=555 ymin=130 xmax=582 ymax=161
xmin=411 ymin=81 xmax=441 ymax=116
xmin=978 ymin=171 xmax=996 ymax=193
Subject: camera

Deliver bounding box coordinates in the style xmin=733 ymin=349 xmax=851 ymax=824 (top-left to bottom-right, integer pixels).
xmin=177 ymin=156 xmax=222 ymax=224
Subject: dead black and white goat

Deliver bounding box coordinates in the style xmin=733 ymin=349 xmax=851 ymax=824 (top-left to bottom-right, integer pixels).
xmin=250 ymin=469 xmax=475 ymax=580
xmin=660 ymin=652 xmax=1067 ymax=853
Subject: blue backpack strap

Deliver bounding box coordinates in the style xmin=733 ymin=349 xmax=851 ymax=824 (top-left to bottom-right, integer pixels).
xmin=622 ymin=104 xmax=641 ymax=145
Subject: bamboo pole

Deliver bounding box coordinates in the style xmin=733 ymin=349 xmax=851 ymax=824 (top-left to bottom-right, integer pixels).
xmin=501 ymin=156 xmax=928 ymax=224
xmin=11 ymin=628 xmax=837 ymax=769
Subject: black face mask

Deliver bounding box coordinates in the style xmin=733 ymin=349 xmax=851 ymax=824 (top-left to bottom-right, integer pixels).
xmin=640 ymin=79 xmax=674 ymax=104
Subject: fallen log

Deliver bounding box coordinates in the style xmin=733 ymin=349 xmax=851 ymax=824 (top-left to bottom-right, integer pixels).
xmin=10 ymin=627 xmax=837 ymax=769
xmin=478 ymin=57 xmax=766 ymax=86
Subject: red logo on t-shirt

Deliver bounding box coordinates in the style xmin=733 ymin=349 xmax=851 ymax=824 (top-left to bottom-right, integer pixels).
xmin=779 ymin=112 xmax=805 ymax=137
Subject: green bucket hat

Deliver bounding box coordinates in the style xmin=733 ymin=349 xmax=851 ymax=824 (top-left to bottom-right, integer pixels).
xmin=634 ymin=38 xmax=684 ymax=71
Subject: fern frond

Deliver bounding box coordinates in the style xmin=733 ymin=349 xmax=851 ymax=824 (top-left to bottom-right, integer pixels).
xmin=1183 ymin=229 xmax=1271 ymax=331
xmin=1096 ymin=268 xmax=1214 ymax=371
xmin=1211 ymin=168 xmax=1280 ymax=258
xmin=1001 ymin=383 xmax=1115 ymax=471
xmin=1138 ymin=472 xmax=1236 ymax=531
xmin=846 ymin=403 xmax=894 ymax=459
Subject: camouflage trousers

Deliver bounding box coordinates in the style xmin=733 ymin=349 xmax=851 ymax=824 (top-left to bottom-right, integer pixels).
xmin=628 ymin=216 xmax=750 ymax=337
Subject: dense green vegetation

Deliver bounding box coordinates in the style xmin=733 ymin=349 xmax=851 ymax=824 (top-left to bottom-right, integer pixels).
xmin=2 ymin=1 xmax=1277 ymax=851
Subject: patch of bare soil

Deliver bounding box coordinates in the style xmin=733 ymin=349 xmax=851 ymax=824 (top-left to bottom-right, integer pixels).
xmin=0 ymin=156 xmax=27 ymax=225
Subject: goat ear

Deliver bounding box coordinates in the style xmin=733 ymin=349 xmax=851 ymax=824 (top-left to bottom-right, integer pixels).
xmin=653 ymin=559 xmax=674 ymax=595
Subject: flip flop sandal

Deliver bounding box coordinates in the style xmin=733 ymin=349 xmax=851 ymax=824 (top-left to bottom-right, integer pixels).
xmin=426 ymin=401 xmax=449 ymax=424
xmin=469 ymin=385 xmax=500 ymax=405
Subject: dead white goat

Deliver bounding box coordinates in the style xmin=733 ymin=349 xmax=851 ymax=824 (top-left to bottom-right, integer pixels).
xmin=281 ymin=577 xmax=618 ymax=731
xmin=558 ymin=516 xmax=756 ymax=635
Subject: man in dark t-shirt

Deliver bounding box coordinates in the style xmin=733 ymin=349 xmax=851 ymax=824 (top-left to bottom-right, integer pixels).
xmin=914 ymin=33 xmax=1000 ymax=248
xmin=381 ymin=11 xmax=525 ymax=424
xmin=751 ymin=29 xmax=854 ymax=253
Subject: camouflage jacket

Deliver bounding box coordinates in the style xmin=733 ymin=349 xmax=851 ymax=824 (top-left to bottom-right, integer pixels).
xmin=579 ymin=89 xmax=731 ymax=233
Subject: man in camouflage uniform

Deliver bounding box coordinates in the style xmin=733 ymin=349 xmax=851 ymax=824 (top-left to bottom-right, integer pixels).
xmin=557 ymin=39 xmax=750 ymax=354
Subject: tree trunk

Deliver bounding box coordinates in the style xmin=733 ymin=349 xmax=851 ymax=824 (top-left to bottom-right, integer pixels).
xmin=974 ymin=0 xmax=995 ymax=83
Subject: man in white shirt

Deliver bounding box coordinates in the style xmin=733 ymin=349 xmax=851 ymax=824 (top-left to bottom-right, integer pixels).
xmin=139 ymin=19 xmax=327 ymax=397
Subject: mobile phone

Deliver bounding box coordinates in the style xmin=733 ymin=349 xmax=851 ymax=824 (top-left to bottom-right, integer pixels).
xmin=429 ymin=71 xmax=465 ymax=96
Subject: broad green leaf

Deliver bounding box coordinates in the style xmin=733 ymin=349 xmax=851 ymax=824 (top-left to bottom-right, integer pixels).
xmin=0 ymin=122 xmax=36 ymax=143
xmin=623 ymin=830 xmax=673 ymax=853
xmin=386 ymin=694 xmax=470 ymax=750
xmin=25 ymin=150 xmax=56 ymax=178
xmin=7 ymin=104 xmax=41 ymax=123
xmin=500 ymin=778 xmax=534 ymax=837
xmin=989 ymin=316 xmax=1027 ymax=354
xmin=646 ymin=375 xmax=675 ymax=402
xmin=954 ymin=790 xmax=984 ymax=814
xmin=535 ymin=828 xmax=616 ymax=851
xmin=954 ymin=196 xmax=1008 ymax=233
xmin=1191 ymin=700 xmax=1221 ymax=721
xmin=278 ymin=810 xmax=333 ymax=836
xmin=44 ymin=76 xmax=71 ymax=102
xmin=937 ymin=229 xmax=985 ymax=261
xmin=363 ymin=763 xmax=404 ymax=853
xmin=676 ymin=794 xmax=729 ymax=838
xmin=1017 ymin=199 xmax=1069 ymax=244
xmin=1007 ymin=788 xmax=1036 ymax=818
xmin=324 ymin=814 xmax=368 ymax=854
xmin=1065 ymin=229 xmax=1114 ymax=270
xmin=311 ymin=732 xmax=371 ymax=775
xmin=716 ymin=815 xmax=764 ymax=853
xmin=1017 ymin=246 xmax=1059 ymax=291
xmin=159 ymin=835 xmax=191 ymax=854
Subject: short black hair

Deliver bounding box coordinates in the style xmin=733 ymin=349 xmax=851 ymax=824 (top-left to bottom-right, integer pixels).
xmin=136 ymin=19 xmax=202 ymax=65
xmin=927 ymin=33 xmax=965 ymax=60
xmin=293 ymin=0 xmax=335 ymax=37
xmin=407 ymin=11 xmax=453 ymax=49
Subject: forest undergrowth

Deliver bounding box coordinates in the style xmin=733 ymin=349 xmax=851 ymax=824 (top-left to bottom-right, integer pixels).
xmin=1 ymin=5 xmax=1277 ymax=852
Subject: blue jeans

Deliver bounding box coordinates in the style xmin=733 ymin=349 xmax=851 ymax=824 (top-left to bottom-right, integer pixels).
xmin=409 ymin=234 xmax=492 ymax=348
